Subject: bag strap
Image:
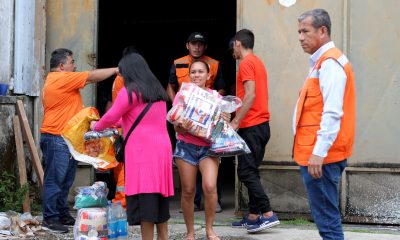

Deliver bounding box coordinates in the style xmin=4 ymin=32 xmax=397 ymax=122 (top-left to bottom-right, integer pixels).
xmin=123 ymin=102 xmax=153 ymax=145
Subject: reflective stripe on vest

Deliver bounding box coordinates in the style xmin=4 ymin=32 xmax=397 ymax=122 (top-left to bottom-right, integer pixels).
xmin=294 ymin=47 xmax=356 ymax=166
xmin=174 ymin=55 xmax=219 ymax=89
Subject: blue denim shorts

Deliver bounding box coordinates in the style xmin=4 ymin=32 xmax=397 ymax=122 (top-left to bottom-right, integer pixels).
xmin=173 ymin=140 xmax=213 ymax=166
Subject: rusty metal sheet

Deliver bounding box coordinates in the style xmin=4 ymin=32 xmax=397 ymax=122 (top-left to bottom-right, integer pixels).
xmin=45 ymin=0 xmax=98 ymax=107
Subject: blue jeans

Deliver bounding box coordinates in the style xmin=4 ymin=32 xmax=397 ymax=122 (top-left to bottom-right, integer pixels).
xmin=300 ymin=160 xmax=347 ymax=240
xmin=40 ymin=133 xmax=77 ymax=220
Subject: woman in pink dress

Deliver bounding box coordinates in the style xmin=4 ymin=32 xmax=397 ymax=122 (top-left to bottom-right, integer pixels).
xmin=91 ymin=52 xmax=173 ymax=240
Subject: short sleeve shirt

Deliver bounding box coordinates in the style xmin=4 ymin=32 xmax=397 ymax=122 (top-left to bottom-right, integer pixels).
xmin=40 ymin=71 xmax=88 ymax=135
xmin=236 ymin=54 xmax=270 ymax=128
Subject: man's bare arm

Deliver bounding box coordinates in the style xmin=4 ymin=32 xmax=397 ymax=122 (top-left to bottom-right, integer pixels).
xmin=230 ymin=80 xmax=255 ymax=130
xmin=86 ymin=67 xmax=118 ymax=85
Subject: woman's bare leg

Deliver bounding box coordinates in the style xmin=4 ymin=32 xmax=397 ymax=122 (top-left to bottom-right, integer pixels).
xmin=176 ymin=158 xmax=198 ymax=239
xmin=156 ymin=221 xmax=168 ymax=240
xmin=140 ymin=221 xmax=155 ymax=240
xmin=199 ymin=157 xmax=219 ymax=238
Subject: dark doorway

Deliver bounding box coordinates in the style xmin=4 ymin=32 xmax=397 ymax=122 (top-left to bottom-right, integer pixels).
xmin=97 ymin=1 xmax=237 ymax=206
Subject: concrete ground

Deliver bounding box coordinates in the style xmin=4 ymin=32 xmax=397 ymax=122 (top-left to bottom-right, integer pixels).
xmin=39 ymin=189 xmax=400 ymax=239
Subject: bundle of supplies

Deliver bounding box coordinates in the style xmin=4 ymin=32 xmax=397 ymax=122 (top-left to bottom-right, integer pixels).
xmin=167 ymin=82 xmax=223 ymax=142
xmin=74 ymin=181 xmax=109 ymax=210
xmin=73 ymin=208 xmax=107 ymax=240
xmin=167 ymin=83 xmax=251 ymax=156
xmin=62 ymin=107 xmax=119 ymax=170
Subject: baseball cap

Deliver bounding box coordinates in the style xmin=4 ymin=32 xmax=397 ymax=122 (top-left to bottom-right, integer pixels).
xmin=187 ymin=32 xmax=207 ymax=43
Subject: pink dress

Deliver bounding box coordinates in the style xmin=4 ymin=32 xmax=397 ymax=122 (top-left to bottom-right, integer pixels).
xmin=94 ymin=87 xmax=174 ymax=197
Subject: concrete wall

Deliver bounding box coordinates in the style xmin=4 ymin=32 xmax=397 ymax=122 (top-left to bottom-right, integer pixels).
xmin=237 ymin=0 xmax=400 ymax=224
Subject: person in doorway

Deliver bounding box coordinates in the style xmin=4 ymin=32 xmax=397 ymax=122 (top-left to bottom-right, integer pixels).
xmin=294 ymin=9 xmax=356 ymax=240
xmin=174 ymin=60 xmax=230 ymax=240
xmin=91 ymin=52 xmax=174 ymax=240
xmin=40 ymin=48 xmax=118 ymax=233
xmin=168 ymin=32 xmax=225 ymax=213
xmin=230 ymin=29 xmax=280 ymax=233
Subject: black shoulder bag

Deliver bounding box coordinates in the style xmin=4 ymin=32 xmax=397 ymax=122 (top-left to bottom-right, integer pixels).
xmin=114 ymin=102 xmax=153 ymax=163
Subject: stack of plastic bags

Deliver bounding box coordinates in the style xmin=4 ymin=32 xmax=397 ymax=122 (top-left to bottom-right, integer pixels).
xmin=167 ymin=83 xmax=251 ymax=156
xmin=73 ymin=182 xmax=109 ymax=240
xmin=62 ymin=107 xmax=119 ymax=170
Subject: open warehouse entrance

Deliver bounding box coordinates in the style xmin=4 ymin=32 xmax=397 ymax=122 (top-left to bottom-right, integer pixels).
xmin=96 ymin=1 xmax=237 ymax=206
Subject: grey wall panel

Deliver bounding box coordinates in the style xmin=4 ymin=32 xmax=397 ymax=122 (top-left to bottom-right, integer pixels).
xmin=0 ymin=0 xmax=14 ymax=87
xmin=14 ymin=0 xmax=36 ymax=96
xmin=349 ymin=0 xmax=400 ymax=165
xmin=238 ymin=0 xmax=344 ymax=163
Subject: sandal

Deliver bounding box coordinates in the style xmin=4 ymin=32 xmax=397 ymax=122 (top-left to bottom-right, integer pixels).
xmin=207 ymin=235 xmax=221 ymax=240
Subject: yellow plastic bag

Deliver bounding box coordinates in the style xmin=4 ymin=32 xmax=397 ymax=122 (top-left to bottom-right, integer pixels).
xmin=62 ymin=107 xmax=118 ymax=170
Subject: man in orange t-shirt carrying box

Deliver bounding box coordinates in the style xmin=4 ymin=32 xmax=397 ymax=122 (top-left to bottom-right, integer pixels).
xmin=230 ymin=29 xmax=280 ymax=233
xmin=40 ymin=48 xmax=118 ymax=233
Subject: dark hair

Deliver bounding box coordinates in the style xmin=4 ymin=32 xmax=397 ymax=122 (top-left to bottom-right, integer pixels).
xmin=118 ymin=52 xmax=169 ymax=104
xmin=122 ymin=45 xmax=138 ymax=57
xmin=234 ymin=29 xmax=254 ymax=49
xmin=189 ymin=59 xmax=210 ymax=73
xmin=298 ymin=9 xmax=331 ymax=36
xmin=50 ymin=48 xmax=73 ymax=70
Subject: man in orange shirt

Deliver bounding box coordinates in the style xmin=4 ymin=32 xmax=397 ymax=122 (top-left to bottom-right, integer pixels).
xmin=294 ymin=9 xmax=355 ymax=240
xmin=40 ymin=48 xmax=118 ymax=233
xmin=230 ymin=29 xmax=280 ymax=233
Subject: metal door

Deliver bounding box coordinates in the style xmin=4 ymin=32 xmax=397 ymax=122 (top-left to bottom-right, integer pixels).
xmin=46 ymin=0 xmax=98 ymax=107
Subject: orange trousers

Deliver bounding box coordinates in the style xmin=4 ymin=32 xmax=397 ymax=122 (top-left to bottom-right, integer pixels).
xmin=112 ymin=162 xmax=126 ymax=208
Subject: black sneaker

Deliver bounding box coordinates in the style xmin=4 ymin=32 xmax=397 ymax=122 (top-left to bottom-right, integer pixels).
xmin=42 ymin=219 xmax=69 ymax=233
xmin=60 ymin=215 xmax=75 ymax=226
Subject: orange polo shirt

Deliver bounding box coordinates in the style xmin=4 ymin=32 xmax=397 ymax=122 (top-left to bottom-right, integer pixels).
xmin=41 ymin=71 xmax=88 ymax=135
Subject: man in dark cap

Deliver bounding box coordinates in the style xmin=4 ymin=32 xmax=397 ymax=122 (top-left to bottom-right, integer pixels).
xmin=166 ymin=32 xmax=225 ymax=101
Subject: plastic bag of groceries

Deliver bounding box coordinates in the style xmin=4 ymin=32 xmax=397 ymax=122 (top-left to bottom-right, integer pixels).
xmin=74 ymin=208 xmax=107 ymax=240
xmin=167 ymin=82 xmax=225 ymax=142
xmin=207 ymin=123 xmax=251 ymax=156
xmin=62 ymin=107 xmax=119 ymax=170
xmin=207 ymin=96 xmax=251 ymax=156
xmin=74 ymin=181 xmax=108 ymax=209
xmin=167 ymin=83 xmax=251 ymax=156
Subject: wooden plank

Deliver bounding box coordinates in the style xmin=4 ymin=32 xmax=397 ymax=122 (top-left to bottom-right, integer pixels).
xmin=15 ymin=100 xmax=44 ymax=188
xmin=13 ymin=116 xmax=31 ymax=212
